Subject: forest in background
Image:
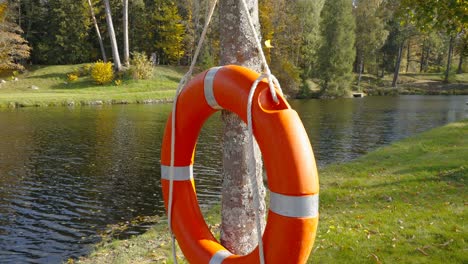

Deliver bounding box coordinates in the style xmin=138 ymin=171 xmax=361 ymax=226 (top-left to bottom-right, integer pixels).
xmin=1 ymin=0 xmax=467 ymax=97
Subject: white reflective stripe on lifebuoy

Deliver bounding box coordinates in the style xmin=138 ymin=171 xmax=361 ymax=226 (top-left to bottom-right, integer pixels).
xmin=204 ymin=67 xmax=223 ymax=110
xmin=161 ymin=165 xmax=193 ymax=181
xmin=209 ymin=250 xmax=233 ymax=264
xmin=270 ymin=192 xmax=319 ymax=218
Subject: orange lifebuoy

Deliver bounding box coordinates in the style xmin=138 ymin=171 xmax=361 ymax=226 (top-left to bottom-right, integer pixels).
xmin=161 ymin=65 xmax=319 ymax=264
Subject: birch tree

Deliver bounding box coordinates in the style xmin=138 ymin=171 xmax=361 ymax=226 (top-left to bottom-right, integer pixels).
xmin=103 ymin=0 xmax=122 ymax=71
xmin=219 ymin=0 xmax=266 ymax=254
xmin=123 ymin=0 xmax=129 ymax=67
xmin=87 ymin=0 xmax=107 ymax=62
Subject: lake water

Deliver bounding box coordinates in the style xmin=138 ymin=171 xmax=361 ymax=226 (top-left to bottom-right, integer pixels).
xmin=0 ymin=95 xmax=467 ymax=263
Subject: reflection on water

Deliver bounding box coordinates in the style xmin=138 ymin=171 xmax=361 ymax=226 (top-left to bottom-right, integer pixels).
xmin=0 ymin=95 xmax=466 ymax=263
xmin=291 ymin=95 xmax=468 ymax=166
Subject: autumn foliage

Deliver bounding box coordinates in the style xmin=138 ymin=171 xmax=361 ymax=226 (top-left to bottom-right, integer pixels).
xmin=0 ymin=2 xmax=31 ymax=72
xmin=91 ymin=61 xmax=114 ymax=85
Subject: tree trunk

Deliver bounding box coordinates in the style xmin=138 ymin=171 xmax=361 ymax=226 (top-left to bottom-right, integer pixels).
xmin=419 ymin=43 xmax=425 ymax=73
xmin=357 ymin=54 xmax=364 ymax=86
xmin=457 ymin=42 xmax=465 ymax=74
xmin=392 ymin=41 xmax=404 ymax=88
xmin=405 ymin=38 xmax=410 ymax=73
xmin=457 ymin=54 xmax=464 ymax=74
xmin=87 ymin=0 xmax=107 ymax=62
xmin=25 ymin=1 xmax=33 ymax=40
xmin=103 ymin=0 xmax=122 ymax=71
xmin=444 ymin=35 xmax=454 ymax=83
xmin=123 ymin=0 xmax=129 ymax=67
xmin=380 ymin=54 xmax=385 ymax=78
xmin=219 ymin=0 xmax=266 ymax=255
xmin=424 ymin=47 xmax=430 ymax=72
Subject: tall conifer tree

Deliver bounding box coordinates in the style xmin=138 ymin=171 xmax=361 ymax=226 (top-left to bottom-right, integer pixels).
xmin=318 ymin=0 xmax=355 ymax=98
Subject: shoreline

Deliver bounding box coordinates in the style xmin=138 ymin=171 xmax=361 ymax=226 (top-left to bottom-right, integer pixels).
xmin=2 ymin=89 xmax=467 ymax=109
xmin=1 ymin=97 xmax=175 ymax=109
xmin=1 ymin=65 xmax=467 ymax=108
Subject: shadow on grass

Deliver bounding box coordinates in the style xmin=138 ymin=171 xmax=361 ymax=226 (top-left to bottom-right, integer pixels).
xmin=26 ymin=73 xmax=67 ymax=80
xmin=161 ymin=74 xmax=182 ymax=83
xmin=49 ymin=78 xmax=99 ymax=90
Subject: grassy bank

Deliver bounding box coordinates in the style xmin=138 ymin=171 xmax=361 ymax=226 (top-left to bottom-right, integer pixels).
xmin=76 ymin=120 xmax=467 ymax=264
xmin=2 ymin=65 xmax=467 ymax=108
xmin=358 ymin=72 xmax=468 ymax=96
xmin=0 ymin=64 xmax=185 ymax=108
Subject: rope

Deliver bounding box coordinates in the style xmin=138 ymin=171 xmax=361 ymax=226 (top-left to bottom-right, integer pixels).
xmin=239 ymin=0 xmax=283 ymax=103
xmin=167 ymin=1 xmax=283 ymax=264
xmin=167 ymin=1 xmax=218 ymax=263
xmin=246 ymin=74 xmax=267 ymax=264
xmin=239 ymin=1 xmax=284 ymax=263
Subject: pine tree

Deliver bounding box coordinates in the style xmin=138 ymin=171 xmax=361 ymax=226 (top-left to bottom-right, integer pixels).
xmin=152 ymin=0 xmax=184 ymax=64
xmin=0 ymin=2 xmax=31 ymax=71
xmin=46 ymin=0 xmax=94 ymax=64
xmin=318 ymin=0 xmax=356 ymax=98
xmin=128 ymin=0 xmax=151 ymax=54
xmin=297 ymin=0 xmax=325 ymax=79
xmin=354 ymin=0 xmax=388 ymax=85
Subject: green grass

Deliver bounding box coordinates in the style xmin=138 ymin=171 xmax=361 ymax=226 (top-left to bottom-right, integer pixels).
xmin=356 ymin=72 xmax=468 ymax=96
xmin=0 ymin=64 xmax=185 ymax=108
xmin=76 ymin=120 xmax=467 ymax=264
xmin=311 ymin=120 xmax=467 ymax=263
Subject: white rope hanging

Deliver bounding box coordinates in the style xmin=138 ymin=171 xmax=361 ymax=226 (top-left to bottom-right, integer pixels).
xmin=239 ymin=0 xmax=283 ymax=103
xmin=167 ymin=1 xmax=219 ymax=263
xmin=167 ymin=0 xmax=283 ymax=263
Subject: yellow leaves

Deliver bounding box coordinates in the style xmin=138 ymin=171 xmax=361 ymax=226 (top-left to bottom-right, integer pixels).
xmin=264 ymin=39 xmax=273 ymax=48
xmin=67 ymin=73 xmax=78 ymax=82
xmin=0 ymin=3 xmax=6 ymax=20
xmin=91 ymin=61 xmax=114 ymax=85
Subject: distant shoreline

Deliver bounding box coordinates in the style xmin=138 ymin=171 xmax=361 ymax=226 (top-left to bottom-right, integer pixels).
xmin=1 ymin=64 xmax=467 ymax=108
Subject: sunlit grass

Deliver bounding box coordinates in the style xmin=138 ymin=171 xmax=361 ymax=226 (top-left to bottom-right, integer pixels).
xmin=313 ymin=120 xmax=467 ymax=263
xmin=76 ymin=120 xmax=467 ymax=264
xmin=0 ymin=64 xmax=185 ymax=107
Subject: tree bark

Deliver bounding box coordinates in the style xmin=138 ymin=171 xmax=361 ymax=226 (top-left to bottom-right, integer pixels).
xmin=392 ymin=41 xmax=404 ymax=88
xmin=419 ymin=43 xmax=425 ymax=73
xmin=103 ymin=0 xmax=122 ymax=71
xmin=424 ymin=47 xmax=430 ymax=72
xmin=457 ymin=41 xmax=465 ymax=74
xmin=457 ymin=53 xmax=464 ymax=74
xmin=357 ymin=54 xmax=363 ymax=86
xmin=87 ymin=0 xmax=107 ymax=62
xmin=405 ymin=38 xmax=410 ymax=73
xmin=123 ymin=0 xmax=129 ymax=67
xmin=219 ymin=0 xmax=266 ymax=255
xmin=444 ymin=35 xmax=454 ymax=83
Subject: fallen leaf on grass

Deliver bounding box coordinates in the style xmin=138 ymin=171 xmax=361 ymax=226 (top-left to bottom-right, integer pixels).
xmin=416 ymin=245 xmax=431 ymax=256
xmin=436 ymin=239 xmax=453 ymax=247
xmin=369 ymin=253 xmax=382 ymax=264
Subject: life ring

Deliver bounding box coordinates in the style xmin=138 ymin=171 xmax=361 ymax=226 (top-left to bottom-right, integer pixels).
xmin=160 ymin=65 xmax=319 ymax=263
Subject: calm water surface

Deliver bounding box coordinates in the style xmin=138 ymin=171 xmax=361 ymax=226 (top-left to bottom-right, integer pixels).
xmin=0 ymin=95 xmax=467 ymax=263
